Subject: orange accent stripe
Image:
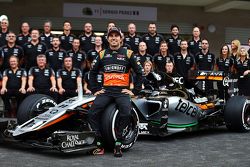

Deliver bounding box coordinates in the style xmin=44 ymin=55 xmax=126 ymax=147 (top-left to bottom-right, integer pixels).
xmin=196 ymin=76 xmax=206 ymax=80
xmin=38 ymin=113 xmax=74 ymax=130
xmin=196 ymin=103 xmax=215 ymax=110
xmin=82 ymin=104 xmax=88 ymax=108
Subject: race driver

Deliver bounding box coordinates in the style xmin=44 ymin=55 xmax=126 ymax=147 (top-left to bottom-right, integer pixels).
xmin=88 ymin=27 xmax=143 ymax=157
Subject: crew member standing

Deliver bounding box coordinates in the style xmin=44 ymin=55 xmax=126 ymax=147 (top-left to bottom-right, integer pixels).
xmin=188 ymin=27 xmax=202 ymax=56
xmin=234 ymin=47 xmax=250 ymax=96
xmin=195 ymin=39 xmax=215 ymax=92
xmin=134 ymin=41 xmax=152 ymax=66
xmin=16 ymin=22 xmax=31 ymax=49
xmin=142 ymin=23 xmax=164 ymax=56
xmin=79 ymin=22 xmax=96 ymax=53
xmin=67 ymin=38 xmax=86 ymax=72
xmin=166 ymin=24 xmax=182 ymax=55
xmin=59 ymin=21 xmax=75 ymax=51
xmin=124 ymin=23 xmax=142 ymax=54
xmin=45 ymin=37 xmax=67 ymax=72
xmin=23 ymin=29 xmax=47 ymax=70
xmin=215 ymin=44 xmax=233 ymax=100
xmin=153 ymin=41 xmax=174 ymax=72
xmin=174 ymin=40 xmax=195 ymax=88
xmin=39 ymin=21 xmax=54 ymax=49
xmin=0 ymin=31 xmax=24 ymax=71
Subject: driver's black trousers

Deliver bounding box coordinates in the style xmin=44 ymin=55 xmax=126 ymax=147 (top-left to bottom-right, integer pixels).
xmin=88 ymin=92 xmax=131 ymax=141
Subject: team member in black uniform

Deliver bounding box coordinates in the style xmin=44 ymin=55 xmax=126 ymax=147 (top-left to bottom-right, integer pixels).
xmin=124 ymin=23 xmax=142 ymax=54
xmin=142 ymin=23 xmax=164 ymax=56
xmin=142 ymin=60 xmax=154 ymax=89
xmin=165 ymin=61 xmax=184 ymax=86
xmin=23 ymin=29 xmax=47 ymax=70
xmin=234 ymin=47 xmax=250 ymax=96
xmin=16 ymin=22 xmax=31 ymax=49
xmin=67 ymin=38 xmax=86 ymax=71
xmin=174 ymin=40 xmax=195 ymax=88
xmin=27 ymin=54 xmax=57 ymax=99
xmin=195 ymin=39 xmax=215 ymax=92
xmin=57 ymin=56 xmax=82 ymax=102
xmin=87 ymin=36 xmax=103 ymax=64
xmin=45 ymin=37 xmax=67 ymax=72
xmin=39 ymin=21 xmax=54 ymax=49
xmin=0 ymin=31 xmax=24 ymax=70
xmin=102 ymin=22 xmax=116 ymax=49
xmin=79 ymin=22 xmax=96 ymax=53
xmin=88 ymin=27 xmax=142 ymax=157
xmin=230 ymin=39 xmax=241 ymax=64
xmin=0 ymin=18 xmax=9 ymax=47
xmin=153 ymin=41 xmax=174 ymax=72
xmin=134 ymin=41 xmax=152 ymax=66
xmin=166 ymin=24 xmax=182 ymax=55
xmin=0 ymin=56 xmax=26 ymax=117
xmin=188 ymin=27 xmax=202 ymax=56
xmin=59 ymin=21 xmax=75 ymax=51
xmin=215 ymin=44 xmax=233 ymax=100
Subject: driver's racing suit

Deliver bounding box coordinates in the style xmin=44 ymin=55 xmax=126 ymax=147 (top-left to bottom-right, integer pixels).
xmin=88 ymin=47 xmax=143 ymax=142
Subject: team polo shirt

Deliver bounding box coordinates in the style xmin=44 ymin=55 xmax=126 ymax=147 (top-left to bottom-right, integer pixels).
xmin=57 ymin=67 xmax=82 ymax=90
xmin=166 ymin=35 xmax=182 ymax=55
xmin=16 ymin=34 xmax=31 ymax=48
xmin=59 ymin=33 xmax=75 ymax=51
xmin=235 ymin=59 xmax=250 ymax=77
xmin=188 ymin=38 xmax=202 ymax=56
xmin=28 ymin=66 xmax=55 ymax=89
xmin=79 ymin=33 xmax=96 ymax=53
xmin=39 ymin=33 xmax=54 ymax=49
xmin=153 ymin=53 xmax=174 ymax=72
xmin=134 ymin=53 xmax=153 ymax=66
xmin=174 ymin=53 xmax=195 ymax=78
xmin=124 ymin=34 xmax=142 ymax=54
xmin=3 ymin=68 xmax=27 ymax=89
xmin=23 ymin=42 xmax=47 ymax=69
xmin=216 ymin=57 xmax=234 ymax=74
xmin=45 ymin=48 xmax=67 ymax=72
xmin=0 ymin=31 xmax=8 ymax=47
xmin=87 ymin=49 xmax=99 ymax=63
xmin=142 ymin=33 xmax=164 ymax=56
xmin=101 ymin=33 xmax=109 ymax=49
xmin=0 ymin=45 xmax=24 ymax=70
xmin=195 ymin=51 xmax=215 ymax=70
xmin=67 ymin=49 xmax=86 ymax=70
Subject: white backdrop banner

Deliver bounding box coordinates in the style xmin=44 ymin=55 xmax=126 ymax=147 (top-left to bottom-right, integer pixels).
xmin=63 ymin=3 xmax=157 ymax=21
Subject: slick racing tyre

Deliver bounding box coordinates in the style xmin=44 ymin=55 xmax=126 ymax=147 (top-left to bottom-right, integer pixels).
xmin=17 ymin=94 xmax=57 ymax=125
xmin=224 ymin=96 xmax=250 ymax=132
xmin=101 ymin=103 xmax=139 ymax=150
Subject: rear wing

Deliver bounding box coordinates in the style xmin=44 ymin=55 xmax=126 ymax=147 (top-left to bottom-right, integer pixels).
xmin=188 ymin=70 xmax=224 ymax=81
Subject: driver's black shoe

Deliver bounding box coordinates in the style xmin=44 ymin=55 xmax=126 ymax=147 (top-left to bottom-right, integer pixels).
xmin=114 ymin=141 xmax=122 ymax=157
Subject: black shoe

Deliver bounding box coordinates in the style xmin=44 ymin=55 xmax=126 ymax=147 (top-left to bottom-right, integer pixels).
xmin=114 ymin=142 xmax=122 ymax=157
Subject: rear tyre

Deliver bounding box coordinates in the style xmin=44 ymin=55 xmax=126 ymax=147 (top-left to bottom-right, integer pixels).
xmin=224 ymin=96 xmax=250 ymax=132
xmin=17 ymin=94 xmax=57 ymax=125
xmin=101 ymin=103 xmax=139 ymax=150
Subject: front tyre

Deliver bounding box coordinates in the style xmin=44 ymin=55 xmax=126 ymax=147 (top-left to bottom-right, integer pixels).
xmin=224 ymin=96 xmax=250 ymax=132
xmin=17 ymin=94 xmax=57 ymax=125
xmin=101 ymin=103 xmax=139 ymax=150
